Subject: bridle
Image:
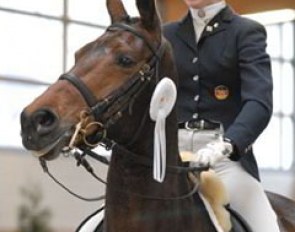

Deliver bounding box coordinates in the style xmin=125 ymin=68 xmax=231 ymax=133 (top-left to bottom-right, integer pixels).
xmin=59 ymin=23 xmax=165 ymax=142
xmin=40 ymin=22 xmax=208 ymax=201
xmin=58 ymin=23 xmax=165 ymax=150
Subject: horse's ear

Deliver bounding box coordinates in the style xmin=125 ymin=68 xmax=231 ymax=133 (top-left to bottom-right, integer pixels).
xmin=136 ymin=0 xmax=161 ymax=31
xmin=107 ymin=0 xmax=128 ymax=23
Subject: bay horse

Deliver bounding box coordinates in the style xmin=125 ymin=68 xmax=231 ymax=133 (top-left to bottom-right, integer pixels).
xmin=20 ymin=0 xmax=295 ymax=231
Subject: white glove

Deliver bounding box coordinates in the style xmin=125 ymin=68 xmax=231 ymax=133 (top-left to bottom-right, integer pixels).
xmin=192 ymin=140 xmax=233 ymax=167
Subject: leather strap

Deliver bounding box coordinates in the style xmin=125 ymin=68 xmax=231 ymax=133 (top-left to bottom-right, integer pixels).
xmin=59 ymin=74 xmax=97 ymax=107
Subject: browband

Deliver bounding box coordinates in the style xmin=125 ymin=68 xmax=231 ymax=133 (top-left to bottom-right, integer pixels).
xmin=108 ymin=23 xmax=158 ymax=58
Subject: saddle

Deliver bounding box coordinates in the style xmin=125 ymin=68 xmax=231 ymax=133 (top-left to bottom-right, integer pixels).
xmin=189 ymin=169 xmax=252 ymax=232
xmin=182 ymin=151 xmax=252 ymax=232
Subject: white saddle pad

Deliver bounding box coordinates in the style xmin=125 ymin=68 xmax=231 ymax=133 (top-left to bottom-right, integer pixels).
xmin=77 ymin=206 xmax=104 ymax=232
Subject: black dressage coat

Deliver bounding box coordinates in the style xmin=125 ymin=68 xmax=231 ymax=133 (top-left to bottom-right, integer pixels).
xmin=163 ymin=6 xmax=273 ymax=180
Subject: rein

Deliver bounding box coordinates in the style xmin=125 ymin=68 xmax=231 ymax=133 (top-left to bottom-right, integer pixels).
xmin=40 ymin=148 xmax=208 ymax=201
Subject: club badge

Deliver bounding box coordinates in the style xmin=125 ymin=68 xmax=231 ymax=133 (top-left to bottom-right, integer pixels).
xmin=214 ymin=85 xmax=229 ymax=100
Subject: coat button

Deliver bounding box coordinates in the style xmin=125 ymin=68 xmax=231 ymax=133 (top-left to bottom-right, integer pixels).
xmin=192 ymin=113 xmax=198 ymax=119
xmin=193 ymin=75 xmax=199 ymax=81
xmin=192 ymin=57 xmax=198 ymax=63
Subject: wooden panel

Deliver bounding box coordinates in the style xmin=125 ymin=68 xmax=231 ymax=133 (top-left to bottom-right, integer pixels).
xmin=227 ymin=0 xmax=295 ymax=14
xmin=159 ymin=0 xmax=295 ymax=22
xmin=159 ymin=0 xmax=187 ymax=22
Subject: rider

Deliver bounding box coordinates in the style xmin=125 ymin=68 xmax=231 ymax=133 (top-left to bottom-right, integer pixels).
xmin=163 ymin=0 xmax=280 ymax=231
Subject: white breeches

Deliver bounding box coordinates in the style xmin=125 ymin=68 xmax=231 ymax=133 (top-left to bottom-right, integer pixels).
xmin=178 ymin=129 xmax=280 ymax=232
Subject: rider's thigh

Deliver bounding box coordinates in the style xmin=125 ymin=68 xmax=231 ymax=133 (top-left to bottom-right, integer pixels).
xmin=213 ymin=159 xmax=280 ymax=232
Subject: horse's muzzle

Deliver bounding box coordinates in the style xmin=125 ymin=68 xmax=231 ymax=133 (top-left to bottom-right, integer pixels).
xmin=20 ymin=108 xmax=59 ymax=150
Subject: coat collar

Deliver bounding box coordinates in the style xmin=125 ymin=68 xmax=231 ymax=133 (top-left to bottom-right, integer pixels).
xmin=176 ymin=6 xmax=235 ymax=52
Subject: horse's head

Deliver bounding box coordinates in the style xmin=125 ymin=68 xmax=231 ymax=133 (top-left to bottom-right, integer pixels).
xmin=20 ymin=0 xmax=177 ymax=160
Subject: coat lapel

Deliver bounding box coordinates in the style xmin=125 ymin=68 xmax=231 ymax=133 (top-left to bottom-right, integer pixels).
xmin=199 ymin=6 xmax=234 ymax=43
xmin=176 ymin=6 xmax=235 ymax=50
xmin=176 ymin=13 xmax=198 ymax=53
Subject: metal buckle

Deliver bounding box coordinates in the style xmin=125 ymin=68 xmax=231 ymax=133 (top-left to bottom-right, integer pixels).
xmin=184 ymin=119 xmax=204 ymax=130
xmin=184 ymin=121 xmax=192 ymax=130
xmin=184 ymin=119 xmax=217 ymax=131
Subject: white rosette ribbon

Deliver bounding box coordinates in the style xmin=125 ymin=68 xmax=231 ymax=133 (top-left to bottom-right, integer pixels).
xmin=149 ymin=77 xmax=177 ymax=182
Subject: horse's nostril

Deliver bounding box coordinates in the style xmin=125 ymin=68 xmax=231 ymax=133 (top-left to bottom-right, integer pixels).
xmin=32 ymin=109 xmax=58 ymax=135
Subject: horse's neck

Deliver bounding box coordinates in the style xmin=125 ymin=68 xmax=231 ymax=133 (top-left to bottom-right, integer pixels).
xmin=104 ymin=115 xmax=216 ymax=232
xmin=107 ymin=113 xmax=181 ymax=194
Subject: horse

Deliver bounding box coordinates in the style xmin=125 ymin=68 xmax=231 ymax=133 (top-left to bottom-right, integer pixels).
xmin=20 ymin=0 xmax=295 ymax=231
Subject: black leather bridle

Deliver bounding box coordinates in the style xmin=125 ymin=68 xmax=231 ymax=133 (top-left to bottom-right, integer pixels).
xmin=59 ymin=23 xmax=165 ymax=131
xmin=40 ymin=23 xmax=208 ymax=202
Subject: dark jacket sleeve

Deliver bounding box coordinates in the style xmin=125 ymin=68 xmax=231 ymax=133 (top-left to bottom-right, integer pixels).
xmin=224 ymin=19 xmax=273 ymax=155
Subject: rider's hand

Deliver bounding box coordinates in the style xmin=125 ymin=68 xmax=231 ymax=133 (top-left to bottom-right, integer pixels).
xmin=191 ymin=139 xmax=233 ymax=167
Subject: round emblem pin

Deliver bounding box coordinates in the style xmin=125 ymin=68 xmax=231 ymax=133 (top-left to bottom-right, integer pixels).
xmin=198 ymin=9 xmax=206 ymax=18
xmin=214 ymin=85 xmax=229 ymax=100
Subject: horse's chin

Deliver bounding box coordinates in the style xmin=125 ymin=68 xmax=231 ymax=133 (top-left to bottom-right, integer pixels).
xmin=31 ymin=132 xmax=71 ymax=161
xmin=36 ymin=147 xmax=60 ymax=161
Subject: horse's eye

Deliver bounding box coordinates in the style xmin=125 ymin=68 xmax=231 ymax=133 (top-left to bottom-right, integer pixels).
xmin=116 ymin=54 xmax=135 ymax=67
